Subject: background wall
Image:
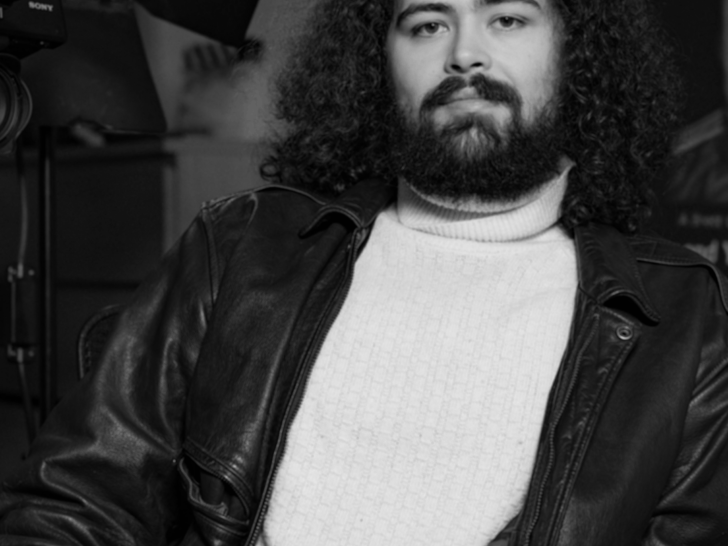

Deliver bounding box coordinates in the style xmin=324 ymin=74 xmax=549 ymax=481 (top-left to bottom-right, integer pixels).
xmin=134 ymin=0 xmax=313 ymax=142
xmin=655 ymin=0 xmax=728 ymax=272
xmin=0 ymin=0 xmax=312 ymax=472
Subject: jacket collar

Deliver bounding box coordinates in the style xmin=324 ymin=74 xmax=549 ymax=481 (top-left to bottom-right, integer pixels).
xmin=300 ymin=178 xmax=396 ymax=236
xmin=574 ymin=223 xmax=661 ymax=324
xmin=302 ymin=179 xmax=661 ymax=324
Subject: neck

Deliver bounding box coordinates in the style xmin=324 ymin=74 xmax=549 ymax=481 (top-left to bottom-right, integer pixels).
xmin=397 ymin=160 xmax=573 ymax=243
xmin=407 ymin=157 xmax=574 ymax=215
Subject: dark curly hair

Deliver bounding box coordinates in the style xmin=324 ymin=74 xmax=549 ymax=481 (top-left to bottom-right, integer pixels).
xmin=261 ymin=0 xmax=683 ymax=233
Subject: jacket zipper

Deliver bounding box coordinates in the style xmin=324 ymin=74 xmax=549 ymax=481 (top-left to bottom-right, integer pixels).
xmin=522 ymin=318 xmax=598 ymax=546
xmin=244 ymin=228 xmax=366 ymax=546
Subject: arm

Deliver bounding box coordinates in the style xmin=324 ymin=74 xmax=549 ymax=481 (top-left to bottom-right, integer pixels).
xmin=645 ymin=282 xmax=728 ymax=545
xmin=0 ymin=212 xmax=216 ymax=545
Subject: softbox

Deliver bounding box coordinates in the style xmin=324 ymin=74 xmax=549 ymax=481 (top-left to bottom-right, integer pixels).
xmin=21 ymin=2 xmax=165 ymax=133
xmin=135 ymin=0 xmax=259 ymax=48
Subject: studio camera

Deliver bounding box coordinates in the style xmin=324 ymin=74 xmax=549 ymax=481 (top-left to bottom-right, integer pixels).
xmin=0 ymin=0 xmax=65 ymax=153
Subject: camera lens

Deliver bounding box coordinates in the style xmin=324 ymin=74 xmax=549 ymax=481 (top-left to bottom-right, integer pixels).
xmin=0 ymin=77 xmax=9 ymax=126
xmin=0 ymin=59 xmax=32 ymax=153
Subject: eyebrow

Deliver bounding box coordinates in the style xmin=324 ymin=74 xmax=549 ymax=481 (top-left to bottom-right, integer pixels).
xmin=395 ymin=3 xmax=452 ymax=28
xmin=483 ymin=0 xmax=541 ymax=7
xmin=394 ymin=0 xmax=542 ymax=28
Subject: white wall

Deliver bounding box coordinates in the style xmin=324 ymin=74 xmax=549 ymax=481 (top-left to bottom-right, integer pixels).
xmin=133 ymin=0 xmax=313 ymax=142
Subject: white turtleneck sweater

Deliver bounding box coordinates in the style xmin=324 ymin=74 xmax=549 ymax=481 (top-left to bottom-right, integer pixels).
xmin=256 ymin=172 xmax=578 ymax=546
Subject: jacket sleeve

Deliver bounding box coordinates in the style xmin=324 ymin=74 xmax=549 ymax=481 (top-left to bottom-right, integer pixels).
xmin=0 ymin=211 xmax=217 ymax=545
xmin=645 ymin=277 xmax=728 ymax=545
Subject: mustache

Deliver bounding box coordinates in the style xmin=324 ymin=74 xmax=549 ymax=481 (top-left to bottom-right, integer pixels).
xmin=420 ymin=74 xmax=522 ymax=113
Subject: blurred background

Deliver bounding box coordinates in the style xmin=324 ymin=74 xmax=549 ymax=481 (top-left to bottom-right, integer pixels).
xmin=0 ymin=0 xmax=727 ymax=479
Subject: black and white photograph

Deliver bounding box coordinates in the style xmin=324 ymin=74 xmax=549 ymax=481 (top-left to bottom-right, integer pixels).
xmin=1 ymin=1 xmax=728 ymax=544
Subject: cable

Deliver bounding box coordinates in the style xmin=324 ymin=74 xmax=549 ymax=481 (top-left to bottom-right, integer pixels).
xmin=15 ymin=133 xmax=28 ymax=269
xmin=16 ymin=355 xmax=36 ymax=445
xmin=12 ymin=131 xmax=37 ymax=444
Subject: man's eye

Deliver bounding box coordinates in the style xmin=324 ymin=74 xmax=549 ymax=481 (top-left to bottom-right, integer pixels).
xmin=493 ymin=16 xmax=524 ymax=30
xmin=412 ymin=22 xmax=446 ymax=36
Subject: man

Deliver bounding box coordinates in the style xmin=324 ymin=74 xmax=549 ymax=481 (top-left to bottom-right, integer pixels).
xmin=1 ymin=0 xmax=727 ymax=544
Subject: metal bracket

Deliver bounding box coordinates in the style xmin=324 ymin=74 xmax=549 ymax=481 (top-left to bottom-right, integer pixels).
xmin=7 ymin=263 xmax=37 ymax=364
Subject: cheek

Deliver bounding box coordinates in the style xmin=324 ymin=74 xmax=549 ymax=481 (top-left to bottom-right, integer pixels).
xmin=539 ymin=39 xmax=563 ymax=99
xmin=389 ymin=61 xmax=422 ymax=113
xmin=520 ymin=51 xmax=561 ymax=115
xmin=387 ymin=41 xmax=433 ymax=113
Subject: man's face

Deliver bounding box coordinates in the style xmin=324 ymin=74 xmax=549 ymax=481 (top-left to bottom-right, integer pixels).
xmin=386 ymin=0 xmax=563 ymax=149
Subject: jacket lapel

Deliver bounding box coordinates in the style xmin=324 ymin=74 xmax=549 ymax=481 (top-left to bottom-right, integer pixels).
xmin=573 ymin=223 xmax=660 ymax=324
xmin=182 ymin=180 xmax=395 ymax=516
xmin=514 ymin=223 xmax=657 ymax=545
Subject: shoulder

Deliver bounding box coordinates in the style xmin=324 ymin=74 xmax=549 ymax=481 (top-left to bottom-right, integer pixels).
xmin=627 ymin=232 xmax=728 ymax=314
xmin=174 ymin=184 xmax=331 ymax=294
xmin=628 ymin=232 xmax=721 ymax=267
xmin=196 ymin=184 xmax=326 ymax=251
xmin=201 ymin=184 xmax=327 ymax=226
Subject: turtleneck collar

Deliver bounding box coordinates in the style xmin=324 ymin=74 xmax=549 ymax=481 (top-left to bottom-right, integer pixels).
xmin=396 ymin=162 xmax=573 ymax=243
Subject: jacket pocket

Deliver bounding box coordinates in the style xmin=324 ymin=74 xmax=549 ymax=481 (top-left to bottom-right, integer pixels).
xmin=178 ymin=455 xmax=252 ymax=546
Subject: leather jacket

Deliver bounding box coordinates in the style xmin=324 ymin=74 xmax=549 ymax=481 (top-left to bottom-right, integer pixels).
xmin=2 ymin=178 xmax=728 ymax=546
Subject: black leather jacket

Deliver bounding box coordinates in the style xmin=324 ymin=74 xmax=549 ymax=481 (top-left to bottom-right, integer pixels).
xmin=2 ymin=179 xmax=728 ymax=546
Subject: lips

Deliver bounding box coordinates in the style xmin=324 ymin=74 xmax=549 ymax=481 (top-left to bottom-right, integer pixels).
xmin=441 ymin=89 xmax=504 ymax=110
xmin=444 ymin=88 xmax=483 ymax=104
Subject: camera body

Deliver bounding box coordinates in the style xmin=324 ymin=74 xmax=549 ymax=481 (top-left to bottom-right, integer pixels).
xmin=0 ymin=0 xmax=65 ymax=152
xmin=0 ymin=0 xmax=66 ymax=59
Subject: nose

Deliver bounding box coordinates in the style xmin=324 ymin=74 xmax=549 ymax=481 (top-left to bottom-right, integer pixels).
xmin=446 ymin=25 xmax=491 ymax=75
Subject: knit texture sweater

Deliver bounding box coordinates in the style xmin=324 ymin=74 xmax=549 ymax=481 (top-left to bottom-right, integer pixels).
xmin=256 ymin=173 xmax=578 ymax=546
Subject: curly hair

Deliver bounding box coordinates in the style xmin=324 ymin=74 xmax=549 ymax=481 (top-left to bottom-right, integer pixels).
xmin=261 ymin=0 xmax=683 ymax=233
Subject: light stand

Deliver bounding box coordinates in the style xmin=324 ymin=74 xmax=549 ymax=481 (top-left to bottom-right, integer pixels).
xmin=38 ymin=125 xmax=55 ymax=422
xmin=12 ymin=3 xmax=165 ymax=429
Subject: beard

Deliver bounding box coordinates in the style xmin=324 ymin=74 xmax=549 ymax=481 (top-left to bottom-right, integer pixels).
xmin=387 ymin=73 xmax=566 ymax=205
